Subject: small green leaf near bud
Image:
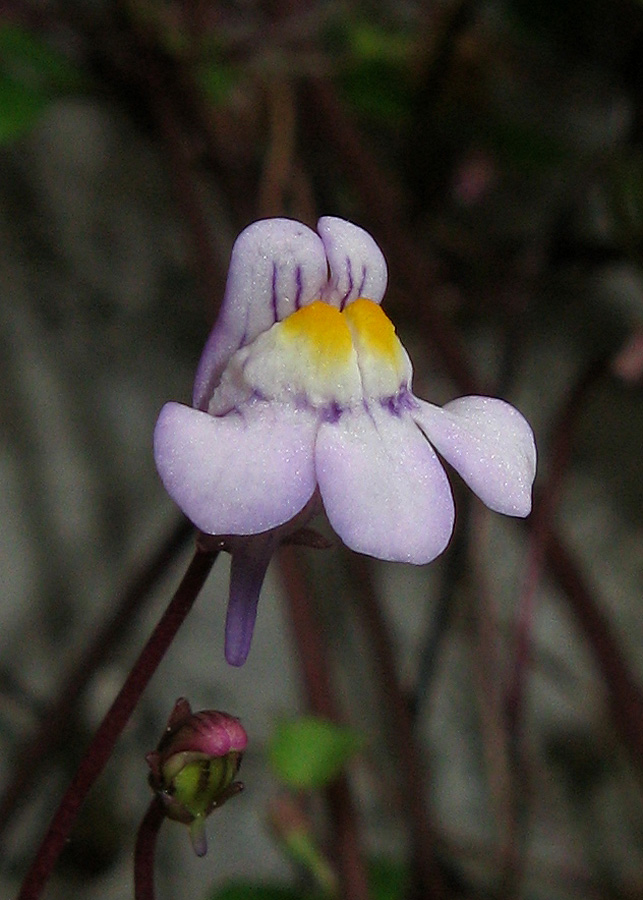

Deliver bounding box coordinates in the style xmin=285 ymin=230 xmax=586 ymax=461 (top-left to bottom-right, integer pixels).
xmin=268 ymin=716 xmax=364 ymax=789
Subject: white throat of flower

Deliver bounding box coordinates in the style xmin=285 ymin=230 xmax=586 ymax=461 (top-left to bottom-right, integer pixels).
xmin=208 ymin=299 xmax=414 ymax=416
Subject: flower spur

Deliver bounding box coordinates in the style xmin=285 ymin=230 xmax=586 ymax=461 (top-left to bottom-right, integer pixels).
xmin=154 ymin=217 xmax=536 ymax=666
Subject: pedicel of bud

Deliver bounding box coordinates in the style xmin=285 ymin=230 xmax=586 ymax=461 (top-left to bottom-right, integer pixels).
xmin=145 ymin=698 xmax=248 ymax=857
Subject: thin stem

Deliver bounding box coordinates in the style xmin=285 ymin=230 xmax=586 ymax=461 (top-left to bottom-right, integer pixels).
xmin=547 ymin=533 xmax=643 ymax=773
xmin=466 ymin=508 xmax=523 ymax=900
xmin=412 ymin=495 xmax=472 ymax=716
xmin=134 ymin=797 xmax=166 ymax=900
xmin=17 ymin=546 xmax=217 ymax=900
xmin=506 ymin=359 xmax=606 ymax=741
xmin=346 ymin=552 xmax=446 ymax=900
xmin=278 ymin=546 xmax=371 ymax=900
xmin=0 ymin=518 xmax=192 ymax=839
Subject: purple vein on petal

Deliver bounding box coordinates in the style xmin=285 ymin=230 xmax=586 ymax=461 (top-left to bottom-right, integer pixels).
xmin=357 ymin=263 xmax=367 ymax=297
xmin=295 ymin=265 xmax=303 ymax=309
xmin=271 ymin=262 xmax=278 ymax=323
xmin=340 ymin=256 xmax=353 ymax=309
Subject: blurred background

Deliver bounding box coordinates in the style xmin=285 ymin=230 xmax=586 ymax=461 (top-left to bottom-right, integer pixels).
xmin=0 ymin=1 xmax=642 ymax=898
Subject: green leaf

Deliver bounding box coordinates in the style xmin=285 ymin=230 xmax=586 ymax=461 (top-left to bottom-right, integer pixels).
xmin=341 ymin=59 xmax=412 ymax=126
xmin=208 ymin=885 xmax=303 ymax=900
xmin=0 ymin=76 xmax=48 ymax=143
xmin=196 ymin=61 xmax=237 ymax=106
xmin=268 ymin=716 xmax=364 ymax=789
xmin=349 ymin=23 xmax=412 ymax=64
xmin=0 ymin=23 xmax=82 ymax=92
xmin=368 ymin=857 xmax=409 ymax=900
xmin=0 ymin=23 xmax=84 ymax=142
xmin=206 ymin=858 xmax=409 ymax=900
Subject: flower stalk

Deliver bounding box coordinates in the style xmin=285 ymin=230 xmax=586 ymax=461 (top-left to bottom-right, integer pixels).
xmin=17 ymin=545 xmax=218 ymax=900
xmin=134 ymin=797 xmax=166 ymax=900
xmin=0 ymin=518 xmax=192 ymax=840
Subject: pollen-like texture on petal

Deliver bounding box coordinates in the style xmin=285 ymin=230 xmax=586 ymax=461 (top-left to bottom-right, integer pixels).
xmin=154 ymin=401 xmax=317 ymax=534
xmin=193 ymin=219 xmax=328 ymax=410
xmin=412 ymin=396 xmax=536 ymax=517
xmin=318 ymin=217 xmax=388 ymax=308
xmin=315 ymin=405 xmax=455 ymax=563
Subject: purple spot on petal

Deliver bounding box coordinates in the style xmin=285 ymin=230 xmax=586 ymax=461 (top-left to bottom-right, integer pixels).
xmin=322 ymin=401 xmax=344 ymax=423
xmin=380 ymin=386 xmax=417 ymax=416
xmin=381 ymin=396 xmax=399 ymax=416
xmin=398 ymin=386 xmax=418 ymax=410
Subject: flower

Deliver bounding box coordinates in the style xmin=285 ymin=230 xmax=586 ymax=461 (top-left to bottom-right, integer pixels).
xmin=154 ymin=217 xmax=536 ymax=665
xmin=146 ymin=698 xmax=247 ymax=856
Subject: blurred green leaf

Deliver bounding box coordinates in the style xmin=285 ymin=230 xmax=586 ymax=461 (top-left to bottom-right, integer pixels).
xmin=330 ymin=18 xmax=414 ymax=125
xmin=0 ymin=76 xmax=47 ymax=142
xmin=196 ymin=61 xmax=237 ymax=106
xmin=207 ymin=858 xmax=407 ymax=900
xmin=208 ymin=886 xmax=304 ymax=900
xmin=0 ymin=23 xmax=82 ymax=91
xmin=341 ymin=58 xmax=412 ymax=126
xmin=368 ymin=857 xmax=409 ymax=900
xmin=0 ymin=23 xmax=83 ymax=143
xmin=609 ymin=153 xmax=643 ymax=243
xmin=269 ymin=716 xmax=364 ymax=789
xmin=349 ymin=23 xmax=412 ymax=64
xmin=482 ymin=113 xmax=569 ymax=172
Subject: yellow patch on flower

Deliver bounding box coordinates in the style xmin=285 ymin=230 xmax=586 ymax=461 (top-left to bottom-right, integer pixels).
xmin=280 ymin=301 xmax=353 ymax=371
xmin=240 ymin=297 xmax=409 ymax=408
xmin=343 ymin=299 xmax=404 ymax=367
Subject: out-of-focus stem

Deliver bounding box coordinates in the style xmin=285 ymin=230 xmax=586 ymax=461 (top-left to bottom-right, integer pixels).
xmin=16 ymin=546 xmax=217 ymax=900
xmin=507 ymin=359 xmax=606 ymax=741
xmin=134 ymin=798 xmax=166 ymax=900
xmin=0 ymin=518 xmax=191 ymax=840
xmin=347 ymin=552 xmax=446 ymax=900
xmin=278 ymin=545 xmax=371 ymax=900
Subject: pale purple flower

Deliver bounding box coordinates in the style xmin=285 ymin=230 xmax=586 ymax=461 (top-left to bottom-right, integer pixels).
xmin=154 ymin=217 xmax=536 ymax=666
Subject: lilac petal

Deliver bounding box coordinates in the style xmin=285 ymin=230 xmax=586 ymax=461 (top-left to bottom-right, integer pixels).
xmin=193 ymin=219 xmax=328 ymax=410
xmin=412 ymin=396 xmax=536 ymax=517
xmin=317 ymin=217 xmax=388 ymax=309
xmin=315 ymin=405 xmax=454 ymax=564
xmin=224 ymin=535 xmax=275 ymax=666
xmin=154 ymin=401 xmax=317 ymax=534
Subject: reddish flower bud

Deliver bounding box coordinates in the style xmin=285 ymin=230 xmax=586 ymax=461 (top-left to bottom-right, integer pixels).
xmin=146 ymin=698 xmax=247 ymax=856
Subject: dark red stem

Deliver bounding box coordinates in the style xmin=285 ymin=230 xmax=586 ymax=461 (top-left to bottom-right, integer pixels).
xmin=347 ymin=553 xmax=446 ymax=900
xmin=17 ymin=546 xmax=217 ymax=900
xmin=0 ymin=519 xmax=191 ymax=839
xmin=278 ymin=546 xmax=371 ymax=900
xmin=134 ymin=797 xmax=166 ymax=900
xmin=507 ymin=359 xmax=607 ymax=739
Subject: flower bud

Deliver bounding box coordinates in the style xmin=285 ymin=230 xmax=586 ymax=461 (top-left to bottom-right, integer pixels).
xmin=146 ymin=698 xmax=247 ymax=856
